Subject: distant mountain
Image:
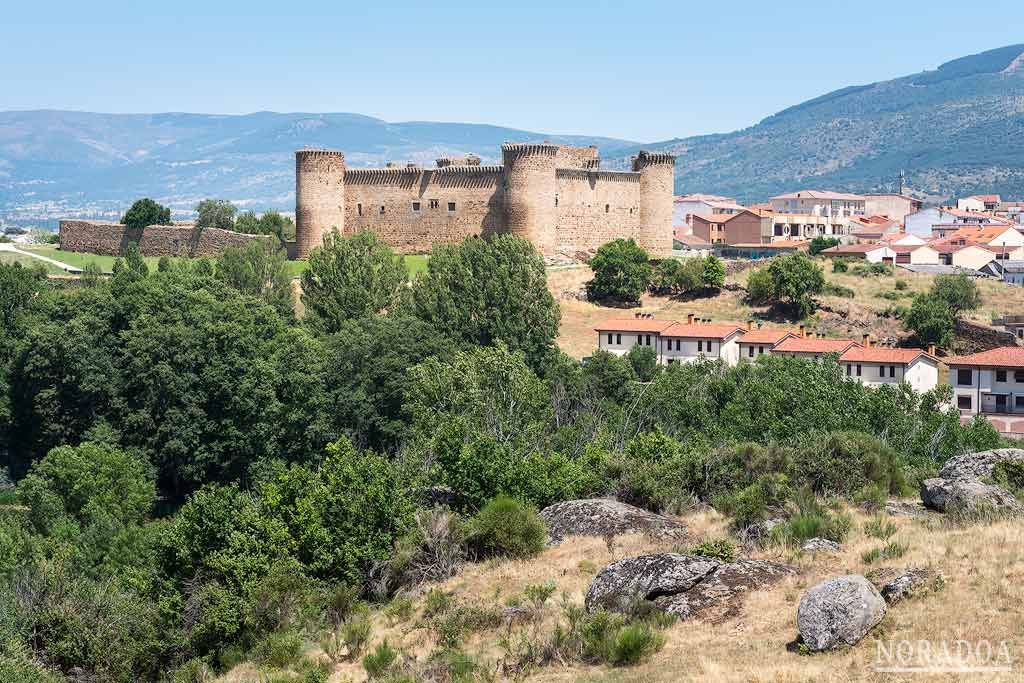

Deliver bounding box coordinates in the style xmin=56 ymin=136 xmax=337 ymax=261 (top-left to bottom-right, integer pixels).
xmin=3 ymin=44 xmax=1024 ymax=224
xmin=620 ymin=44 xmax=1024 ymax=204
xmin=0 ymin=111 xmax=637 ymax=223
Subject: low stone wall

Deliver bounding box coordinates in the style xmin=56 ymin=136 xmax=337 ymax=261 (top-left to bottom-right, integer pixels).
xmin=59 ymin=220 xmax=272 ymax=258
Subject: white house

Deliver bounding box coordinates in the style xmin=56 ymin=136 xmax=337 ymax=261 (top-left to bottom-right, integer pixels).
xmin=893 ymin=244 xmax=940 ymax=265
xmin=838 ymin=346 xmax=939 ymax=394
xmin=595 ymin=316 xmax=677 ymax=358
xmin=659 ymin=319 xmax=745 ymax=365
xmin=904 ymin=207 xmax=1004 ymax=237
xmin=738 ymin=328 xmax=798 ymax=361
xmin=957 ymin=195 xmax=1001 ymax=212
xmin=947 ymin=347 xmax=1024 ymax=415
xmin=769 ymin=190 xmax=866 ymax=219
xmin=673 ymin=194 xmax=745 ymax=227
xmin=879 ymin=232 xmax=927 ymax=247
xmin=820 ymin=244 xmax=896 ymax=263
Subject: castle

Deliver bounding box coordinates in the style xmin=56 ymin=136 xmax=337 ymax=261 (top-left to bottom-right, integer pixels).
xmin=295 ymin=143 xmax=677 ymax=258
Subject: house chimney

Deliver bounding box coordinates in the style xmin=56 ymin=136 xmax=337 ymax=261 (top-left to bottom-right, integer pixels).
xmin=635 ymin=312 xmax=641 ymax=318
xmin=928 ymin=343 xmax=936 ymax=355
xmin=687 ymin=313 xmax=694 ymax=324
xmin=747 ymin=319 xmax=753 ymax=330
xmin=862 ymin=333 xmax=869 ymax=346
xmin=799 ymin=324 xmax=806 ymax=337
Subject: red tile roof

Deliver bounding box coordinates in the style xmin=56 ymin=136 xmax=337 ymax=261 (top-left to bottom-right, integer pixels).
xmin=945 ymin=347 xmax=1024 ymax=369
xmin=771 ymin=190 xmax=866 ymax=201
xmin=738 ymin=329 xmax=797 ymax=345
xmin=594 ymin=318 xmax=677 ymax=333
xmin=774 ymin=337 xmax=861 ymax=354
xmin=691 ymin=213 xmax=737 ymax=224
xmin=839 ymin=347 xmax=936 ymax=364
xmin=675 ymin=234 xmax=713 ymax=247
xmin=970 ymin=195 xmax=1001 ymax=203
xmin=662 ymin=322 xmax=745 ymax=340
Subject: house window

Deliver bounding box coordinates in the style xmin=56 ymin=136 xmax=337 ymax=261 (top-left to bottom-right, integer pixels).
xmin=379 ymin=205 xmax=386 ymax=215
xmin=555 ymin=196 xmax=558 ymax=207
xmin=759 ymin=346 xmax=764 ymax=354
xmin=957 ymin=395 xmax=972 ymax=410
xmin=957 ymin=369 xmax=973 ymax=385
xmin=997 ymin=370 xmax=1007 ymax=382
xmin=607 ymin=333 xmax=613 ymax=345
xmin=411 ymin=201 xmax=421 ymax=213
xmin=429 ymin=199 xmax=439 ymax=209
xmin=605 ymin=204 xmax=610 ymax=213
xmin=856 ymin=364 xmax=862 ymax=377
xmin=889 ymin=365 xmax=896 ymax=378
xmin=645 ymin=335 xmax=651 ymax=346
xmin=748 ymin=345 xmax=754 ymax=358
xmin=615 ymin=333 xmax=621 ymax=345
xmin=698 ymin=340 xmax=703 ymax=353
xmin=1016 ymin=396 xmax=1024 ymax=409
xmin=879 ymin=365 xmax=885 ymax=378
xmin=357 ymin=203 xmax=362 ymax=216
xmin=1016 ymin=371 xmax=1024 ymax=383
xmin=448 ymin=202 xmax=456 ymax=212
xmin=846 ymin=364 xmax=852 ymax=376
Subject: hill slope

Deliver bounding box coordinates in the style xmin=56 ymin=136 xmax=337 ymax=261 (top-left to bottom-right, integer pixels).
xmin=0 ymin=111 xmax=636 ymax=222
xmin=630 ymin=44 xmax=1024 ymax=203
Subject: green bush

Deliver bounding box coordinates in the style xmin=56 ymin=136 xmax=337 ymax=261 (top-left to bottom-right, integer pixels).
xmin=252 ymin=629 xmax=304 ymax=669
xmin=991 ymin=459 xmax=1024 ymax=497
xmin=688 ymin=538 xmax=735 ymax=562
xmin=363 ymin=641 xmax=400 ymax=679
xmin=895 ymin=280 xmax=908 ymax=291
xmin=626 ymin=345 xmax=660 ymax=382
xmin=587 ymin=239 xmax=652 ymax=303
xmin=832 ymin=258 xmax=849 ymax=273
xmin=791 ymin=431 xmax=908 ymax=498
xmin=608 ymin=623 xmax=666 ymax=666
xmin=772 ymin=489 xmax=851 ymax=547
xmin=745 ymin=267 xmax=773 ymax=303
xmin=808 ymin=236 xmax=840 ymax=256
xmin=468 ymin=495 xmax=546 ymax=559
xmin=863 ymin=516 xmax=898 ymax=540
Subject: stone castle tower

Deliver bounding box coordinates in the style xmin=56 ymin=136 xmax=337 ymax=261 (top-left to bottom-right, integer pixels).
xmin=294 ymin=143 xmax=676 ymax=259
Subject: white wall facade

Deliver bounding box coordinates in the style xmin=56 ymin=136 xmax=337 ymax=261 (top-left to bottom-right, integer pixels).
xmin=843 ymin=359 xmax=937 ymax=393
xmin=660 ymin=335 xmax=741 ymax=365
xmin=597 ymin=331 xmax=660 ymax=357
xmin=950 ymin=366 xmax=1024 ymax=414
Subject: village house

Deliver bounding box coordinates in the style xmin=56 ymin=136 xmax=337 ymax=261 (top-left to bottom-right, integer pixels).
xmin=905 ymin=207 xmax=1007 ymax=237
xmin=957 ymin=194 xmax=1001 ymax=212
xmin=690 ymin=209 xmax=765 ymax=245
xmin=948 ymin=224 xmax=1024 ymax=255
xmin=673 ymin=194 xmax=746 ymax=227
xmin=993 ymin=261 xmax=1024 ymax=286
xmin=820 ymin=243 xmax=897 ymax=263
xmin=765 ymin=213 xmax=849 ymax=242
xmin=946 ymin=346 xmax=1024 ymax=416
xmin=673 ymin=233 xmax=713 ymax=254
xmin=737 ymin=327 xmax=798 ymax=361
xmin=769 ymin=190 xmax=866 ymax=219
xmin=839 ymin=344 xmax=939 ymax=394
xmin=659 ymin=315 xmax=746 ymax=365
xmin=848 ymin=215 xmax=899 ymax=243
xmin=594 ymin=315 xmax=676 ymax=358
xmin=878 ymin=232 xmax=927 ymax=247
xmin=928 ymin=238 xmax=997 ymax=270
xmin=864 ymin=193 xmax=923 ymax=221
xmin=892 ymin=244 xmax=940 ymax=265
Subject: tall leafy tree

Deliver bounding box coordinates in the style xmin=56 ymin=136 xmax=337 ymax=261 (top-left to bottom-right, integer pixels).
xmin=195 ymin=199 xmax=238 ymax=230
xmin=410 ymin=234 xmax=559 ymax=369
xmin=765 ymin=252 xmax=825 ymax=318
xmin=586 ymin=238 xmax=652 ymax=303
xmin=216 ymin=240 xmax=295 ymax=319
xmin=121 ymin=198 xmax=170 ymax=230
xmin=300 ymin=229 xmax=407 ymax=333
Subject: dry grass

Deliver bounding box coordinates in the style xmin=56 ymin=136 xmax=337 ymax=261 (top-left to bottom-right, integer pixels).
xmin=218 ymin=506 xmax=1024 ymax=682
xmin=551 ymin=258 xmax=1024 ymax=360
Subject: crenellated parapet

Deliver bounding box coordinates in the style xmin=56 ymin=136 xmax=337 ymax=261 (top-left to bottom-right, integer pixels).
xmin=631 ymin=150 xmax=676 ymax=170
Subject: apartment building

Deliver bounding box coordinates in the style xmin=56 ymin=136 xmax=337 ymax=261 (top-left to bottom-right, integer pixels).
xmin=905 ymin=207 xmax=1007 ymax=237
xmin=947 ymin=347 xmax=1024 ymax=416
xmin=765 ymin=213 xmax=849 ymax=242
xmin=673 ymin=194 xmax=746 ymax=226
xmin=839 ymin=346 xmax=939 ymax=394
xmin=769 ymin=190 xmax=866 ymax=219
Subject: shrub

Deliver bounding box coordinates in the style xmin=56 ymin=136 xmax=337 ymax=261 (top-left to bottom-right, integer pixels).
xmin=363 ymin=641 xmax=400 ymax=680
xmin=377 ymin=508 xmax=468 ymax=594
xmin=340 ymin=607 xmax=373 ymax=658
xmin=832 ymin=258 xmax=849 ymax=273
xmin=931 ymin=273 xmax=980 ymax=315
xmin=701 ymin=254 xmax=726 ymax=290
xmin=688 ymin=538 xmax=735 ymax=562
xmin=587 ymin=239 xmax=652 ymax=302
xmin=626 ymin=345 xmax=659 ymax=382
xmin=765 ymin=253 xmax=825 ymax=317
xmin=252 ymin=630 xmax=303 ymax=669
xmin=715 ymin=473 xmax=792 ymax=529
xmin=468 ymin=495 xmax=546 ymax=560
xmin=895 ymin=279 xmax=908 ymax=291
xmin=823 ymin=282 xmax=855 ymax=297
xmin=429 ymin=604 xmax=503 ymax=648
xmin=809 ymin=236 xmax=840 ymax=256
xmin=608 ymin=624 xmax=665 ymax=666
xmin=791 ymin=431 xmax=907 ymax=498
xmin=745 ymin=267 xmax=773 ymax=303
xmin=523 ymin=581 xmax=557 ymax=609
xmin=991 ymin=459 xmax=1024 ymax=497
xmin=905 ymin=294 xmax=955 ymax=348
xmin=863 ymin=516 xmax=898 ymax=540
xmin=772 ymin=489 xmax=851 ymax=547
xmin=423 ymin=589 xmax=454 ymax=618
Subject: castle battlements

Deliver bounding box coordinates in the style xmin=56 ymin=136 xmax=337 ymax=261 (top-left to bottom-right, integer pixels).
xmin=295 ymin=142 xmax=676 ymax=258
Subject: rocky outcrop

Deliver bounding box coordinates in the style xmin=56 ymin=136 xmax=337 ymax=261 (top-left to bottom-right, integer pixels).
xmin=737 ymin=517 xmax=784 ymax=549
xmin=801 ymin=538 xmax=841 ymax=553
xmin=539 ymin=499 xmax=688 ymax=544
xmin=920 ymin=449 xmax=1024 ymax=513
xmin=879 ymin=568 xmax=943 ymax=605
xmin=797 ymin=575 xmax=886 ymax=652
xmin=585 ymin=553 xmax=795 ymax=622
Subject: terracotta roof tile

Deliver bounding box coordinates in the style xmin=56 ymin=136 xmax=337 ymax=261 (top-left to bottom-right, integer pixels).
xmin=738 ymin=329 xmax=797 ymax=345
xmin=662 ymin=322 xmax=745 ymax=340
xmin=839 ymin=347 xmax=936 ymax=364
xmin=945 ymin=347 xmax=1024 ymax=369
xmin=774 ymin=337 xmax=861 ymax=354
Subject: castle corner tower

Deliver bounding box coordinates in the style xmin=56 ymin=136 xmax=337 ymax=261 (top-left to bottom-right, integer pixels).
xmin=501 ymin=143 xmax=558 ymax=255
xmin=295 ymin=149 xmax=346 ymax=259
xmin=632 ymin=151 xmax=677 ymax=258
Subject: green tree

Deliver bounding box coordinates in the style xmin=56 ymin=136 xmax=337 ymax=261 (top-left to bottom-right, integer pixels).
xmin=765 ymin=253 xmax=825 ymax=317
xmin=929 ymin=273 xmax=981 ymax=316
xmin=626 ymin=345 xmax=659 ymax=382
xmin=121 ymin=198 xmax=171 ymax=230
xmin=701 ymin=254 xmax=726 ymax=290
xmin=0 ymin=262 xmax=46 ymax=328
xmin=301 ymin=230 xmax=407 ymax=333
xmin=195 ymin=199 xmax=238 ymax=230
xmin=235 ymin=210 xmax=295 ymax=242
xmin=587 ymin=238 xmax=652 ymax=303
xmin=808 ymin=236 xmax=841 ymax=256
xmin=410 ymin=234 xmax=560 ymax=369
xmin=216 ymin=240 xmax=294 ymax=318
xmin=905 ymin=294 xmax=955 ymax=348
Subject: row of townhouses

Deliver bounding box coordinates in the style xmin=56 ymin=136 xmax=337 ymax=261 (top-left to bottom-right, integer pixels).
xmin=596 ymin=315 xmax=1024 ymax=423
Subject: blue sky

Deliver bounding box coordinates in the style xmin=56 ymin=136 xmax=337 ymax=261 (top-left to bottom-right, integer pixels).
xmin=4 ymin=1 xmax=1023 ymax=141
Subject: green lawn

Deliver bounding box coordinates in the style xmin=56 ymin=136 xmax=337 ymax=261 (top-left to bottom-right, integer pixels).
xmin=0 ymin=251 xmax=69 ymax=275
xmin=25 ymin=245 xmax=430 ymax=278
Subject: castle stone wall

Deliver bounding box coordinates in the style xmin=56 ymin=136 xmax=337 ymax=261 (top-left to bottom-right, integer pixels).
xmin=555 ymin=145 xmax=600 ymax=169
xmin=554 ymin=170 xmax=642 ymax=253
xmin=296 ymin=150 xmax=345 ymax=259
xmin=344 ymin=166 xmax=505 ymax=254
xmin=59 ymin=220 xmax=271 ymax=258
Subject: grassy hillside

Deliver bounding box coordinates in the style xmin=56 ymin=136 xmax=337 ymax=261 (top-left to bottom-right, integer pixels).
xmin=622 ymin=45 xmax=1024 ymax=204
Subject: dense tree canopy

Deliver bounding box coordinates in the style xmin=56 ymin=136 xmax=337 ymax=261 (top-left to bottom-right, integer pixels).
xmin=586 ymin=238 xmax=652 ymax=303
xmin=195 ymin=199 xmax=238 ymax=230
xmin=121 ymin=198 xmax=171 ymax=230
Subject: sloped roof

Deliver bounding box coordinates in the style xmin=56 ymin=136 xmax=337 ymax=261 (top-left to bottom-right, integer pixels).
xmin=839 ymin=347 xmax=937 ymax=364
xmin=774 ymin=337 xmax=861 ymax=354
xmin=662 ymin=322 xmax=746 ymax=340
xmin=946 ymin=346 xmax=1024 ymax=369
xmin=771 ymin=190 xmax=866 ymax=201
xmin=738 ymin=329 xmax=798 ymax=345
xmin=594 ymin=318 xmax=677 ymax=333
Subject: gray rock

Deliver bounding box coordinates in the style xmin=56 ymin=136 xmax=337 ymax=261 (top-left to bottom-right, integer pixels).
xmin=920 ymin=477 xmax=1021 ymax=513
xmin=737 ymin=517 xmax=784 ymax=549
xmin=801 ymin=538 xmax=841 ymax=553
xmin=938 ymin=448 xmax=1024 ymax=481
xmin=797 ymin=575 xmax=887 ymax=652
xmin=585 ymin=553 xmax=795 ymax=622
xmin=884 ymin=500 xmax=930 ymax=518
xmin=539 ymin=499 xmax=688 ymax=544
xmin=880 ymin=568 xmax=943 ymax=605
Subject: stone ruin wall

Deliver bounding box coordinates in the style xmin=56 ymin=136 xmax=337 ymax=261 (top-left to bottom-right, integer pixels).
xmin=59 ymin=220 xmax=272 ymax=258
xmin=554 ymin=170 xmax=642 ymax=255
xmin=343 ymin=166 xmax=505 ymax=254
